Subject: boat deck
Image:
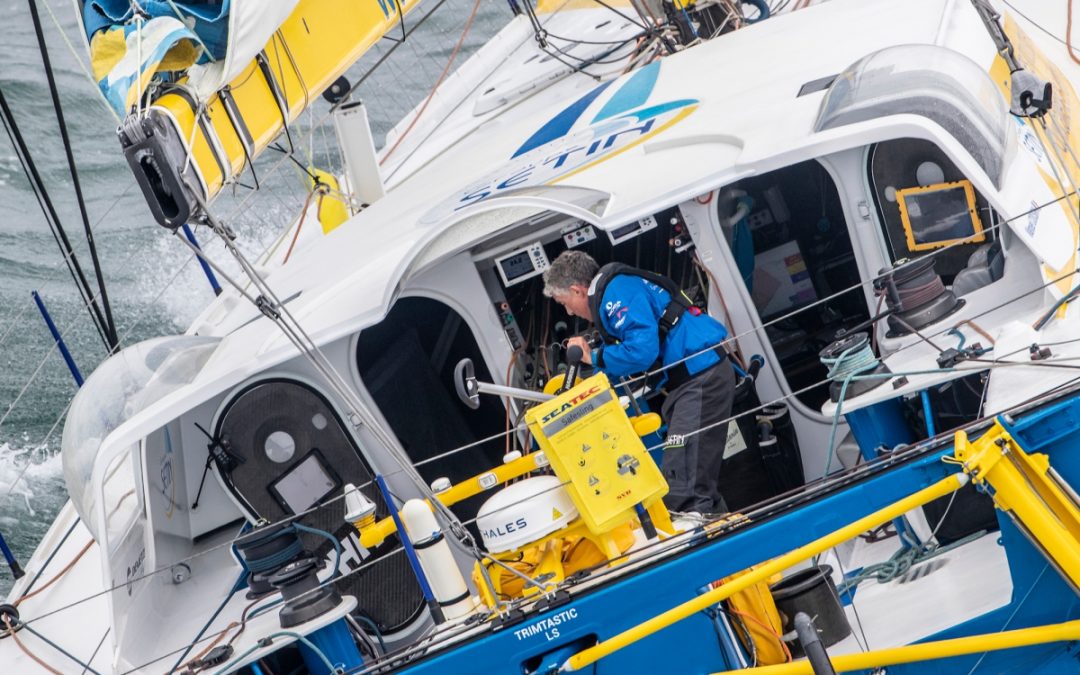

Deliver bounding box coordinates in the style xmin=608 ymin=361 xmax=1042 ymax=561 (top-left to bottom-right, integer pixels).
xmin=830 ymin=531 xmax=1012 ymax=655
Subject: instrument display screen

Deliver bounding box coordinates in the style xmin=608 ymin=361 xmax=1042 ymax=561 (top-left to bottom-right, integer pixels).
xmin=269 ymin=449 xmax=341 ymax=515
xmin=607 ymin=214 xmax=657 ymax=245
xmin=494 ymin=241 xmax=549 ymax=287
xmin=610 ymin=222 xmax=640 ymax=240
xmin=897 ymin=180 xmax=985 ymax=251
xmin=499 ymin=251 xmax=536 ymax=282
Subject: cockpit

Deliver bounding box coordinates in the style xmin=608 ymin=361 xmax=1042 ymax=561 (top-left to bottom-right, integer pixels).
xmin=66 ymin=35 xmax=1070 ymax=669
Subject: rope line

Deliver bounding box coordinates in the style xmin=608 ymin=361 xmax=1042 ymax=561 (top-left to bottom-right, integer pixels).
xmin=379 ymin=0 xmax=484 ymax=165
xmin=26 ymin=0 xmax=119 ymax=350
xmin=2 ymin=614 xmax=63 ymax=674
xmin=9 ymin=187 xmax=1080 ymax=651
xmin=22 ymin=341 xmax=1080 ymax=673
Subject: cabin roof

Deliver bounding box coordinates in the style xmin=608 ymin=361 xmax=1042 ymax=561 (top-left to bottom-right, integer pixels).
xmin=229 ymin=0 xmax=964 ymax=334
xmin=193 ymin=0 xmax=982 ymax=391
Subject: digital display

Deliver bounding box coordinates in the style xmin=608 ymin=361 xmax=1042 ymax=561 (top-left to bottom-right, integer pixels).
xmin=898 ymin=182 xmax=984 ymax=251
xmin=610 ymin=222 xmax=641 ymax=240
xmin=269 ymin=450 xmax=340 ymax=515
xmin=499 ymin=251 xmax=537 ymax=281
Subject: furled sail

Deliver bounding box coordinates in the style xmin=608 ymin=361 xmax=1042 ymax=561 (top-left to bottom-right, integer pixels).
xmin=82 ymin=1 xmax=301 ymax=115
xmin=77 ymin=0 xmax=422 ymax=228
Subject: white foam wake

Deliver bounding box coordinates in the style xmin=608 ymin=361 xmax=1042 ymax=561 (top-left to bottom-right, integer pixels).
xmin=0 ymin=441 xmax=64 ymax=518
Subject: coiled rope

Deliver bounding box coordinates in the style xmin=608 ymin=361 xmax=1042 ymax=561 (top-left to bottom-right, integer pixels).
xmin=820 ymin=335 xmax=880 ymax=383
xmin=891 ymin=275 xmax=946 ymax=313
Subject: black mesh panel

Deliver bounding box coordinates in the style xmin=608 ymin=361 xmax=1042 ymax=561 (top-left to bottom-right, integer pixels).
xmin=216 ymin=380 xmax=423 ymax=633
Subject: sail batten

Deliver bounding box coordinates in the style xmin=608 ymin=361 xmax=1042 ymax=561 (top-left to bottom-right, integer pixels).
xmin=78 ymin=0 xmax=424 ymax=221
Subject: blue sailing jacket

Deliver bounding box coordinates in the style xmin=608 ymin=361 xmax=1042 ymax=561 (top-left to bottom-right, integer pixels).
xmin=591 ymin=274 xmax=728 ymax=380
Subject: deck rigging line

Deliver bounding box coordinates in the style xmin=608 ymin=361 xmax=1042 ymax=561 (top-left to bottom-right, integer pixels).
xmin=12 ymin=189 xmax=1079 ymax=637
xmin=26 ymin=0 xmax=118 ymax=351
xmin=0 ymin=85 xmax=112 ymax=352
xmin=21 ymin=345 xmax=1080 ymax=674
xmin=9 ymin=187 xmax=1080 ymax=640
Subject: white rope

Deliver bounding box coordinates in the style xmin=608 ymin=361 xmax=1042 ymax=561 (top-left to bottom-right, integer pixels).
xmin=38 ymin=0 xmax=121 ymax=123
xmin=133 ymin=3 xmax=145 ymax=119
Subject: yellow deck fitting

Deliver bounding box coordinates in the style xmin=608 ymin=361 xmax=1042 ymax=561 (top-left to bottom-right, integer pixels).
xmin=354 ymin=450 xmax=553 ymax=549
xmin=954 ymin=421 xmax=1080 ymax=591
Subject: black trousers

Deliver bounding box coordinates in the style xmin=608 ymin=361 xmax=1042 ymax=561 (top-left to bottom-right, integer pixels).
xmin=659 ymin=362 xmax=735 ymax=514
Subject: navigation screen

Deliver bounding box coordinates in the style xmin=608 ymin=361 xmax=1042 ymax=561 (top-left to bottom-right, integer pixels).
xmin=269 ymin=450 xmax=340 ymax=515
xmin=499 ymin=251 xmax=536 ymax=281
xmin=899 ymin=182 xmax=984 ymax=251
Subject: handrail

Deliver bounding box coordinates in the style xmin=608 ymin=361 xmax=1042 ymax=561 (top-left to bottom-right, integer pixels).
xmin=559 ymin=473 xmax=969 ymax=672
xmin=711 ymin=619 xmax=1080 ymax=674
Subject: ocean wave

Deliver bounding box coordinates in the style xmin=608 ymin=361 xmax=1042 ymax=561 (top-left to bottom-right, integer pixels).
xmin=0 ymin=441 xmax=64 ymax=516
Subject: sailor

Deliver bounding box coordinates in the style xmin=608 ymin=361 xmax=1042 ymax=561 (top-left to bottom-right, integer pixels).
xmin=542 ymin=250 xmax=734 ymax=514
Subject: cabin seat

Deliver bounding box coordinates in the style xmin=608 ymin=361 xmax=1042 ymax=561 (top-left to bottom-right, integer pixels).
xmin=951 ymin=242 xmax=1004 ymax=297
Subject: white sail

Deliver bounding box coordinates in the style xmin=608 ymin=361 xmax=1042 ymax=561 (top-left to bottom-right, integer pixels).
xmin=186 ymin=0 xmax=301 ymax=97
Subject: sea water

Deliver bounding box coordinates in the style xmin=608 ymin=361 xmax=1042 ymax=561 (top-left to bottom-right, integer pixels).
xmin=0 ymin=0 xmax=503 ymax=598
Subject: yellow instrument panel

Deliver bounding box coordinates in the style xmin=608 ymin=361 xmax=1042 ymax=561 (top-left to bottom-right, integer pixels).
xmin=525 ymin=373 xmax=667 ymax=534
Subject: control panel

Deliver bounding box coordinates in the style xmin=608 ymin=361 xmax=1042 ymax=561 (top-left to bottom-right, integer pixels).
xmin=563 ymin=224 xmax=597 ymax=249
xmin=494 ymin=241 xmax=550 ymax=287
xmin=525 ymin=373 xmax=668 ymax=534
xmin=607 ymin=214 xmax=658 ymax=245
xmin=495 ymin=301 xmax=526 ymax=350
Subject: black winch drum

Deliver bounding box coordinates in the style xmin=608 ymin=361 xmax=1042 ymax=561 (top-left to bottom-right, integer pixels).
xmin=818 ymin=332 xmax=890 ymax=402
xmin=769 ymin=565 xmax=851 ymax=657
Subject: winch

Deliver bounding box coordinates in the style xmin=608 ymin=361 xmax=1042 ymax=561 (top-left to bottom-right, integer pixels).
xmin=878 ymin=258 xmax=962 ymax=336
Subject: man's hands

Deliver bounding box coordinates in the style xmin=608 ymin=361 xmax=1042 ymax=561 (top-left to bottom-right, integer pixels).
xmin=567 ymin=336 xmax=592 ymax=364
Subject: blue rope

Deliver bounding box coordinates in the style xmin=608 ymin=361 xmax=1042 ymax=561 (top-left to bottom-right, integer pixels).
xmin=742 ymin=0 xmax=771 ymax=22
xmin=820 ymin=339 xmax=881 ymax=478
xmin=948 ymin=328 xmax=967 ymax=350
xmin=245 ymin=537 xmax=304 ymax=574
xmin=213 ymin=630 xmax=339 ymax=675
xmin=293 ymin=523 xmax=342 ymax=580
xmin=821 ymin=340 xmax=879 ymax=382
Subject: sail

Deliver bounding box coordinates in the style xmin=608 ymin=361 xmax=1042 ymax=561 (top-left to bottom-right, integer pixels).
xmin=78 ymin=0 xmax=423 ymax=226
xmin=82 ymin=1 xmax=301 ymax=114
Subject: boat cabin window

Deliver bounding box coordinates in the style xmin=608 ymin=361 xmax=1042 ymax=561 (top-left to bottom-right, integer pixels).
xmin=356 ymin=298 xmax=507 ymax=524
xmin=472 ymin=206 xmax=706 ymax=395
xmin=869 ymin=138 xmax=1001 ymax=285
xmin=718 ymin=160 xmax=869 ymax=409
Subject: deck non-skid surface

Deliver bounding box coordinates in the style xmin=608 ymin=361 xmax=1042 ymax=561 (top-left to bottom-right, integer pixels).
xmin=828 ymin=532 xmax=1012 ymax=654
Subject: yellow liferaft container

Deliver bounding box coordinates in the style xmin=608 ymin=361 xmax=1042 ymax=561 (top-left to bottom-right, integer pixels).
xmin=716 ymin=568 xmax=789 ymax=666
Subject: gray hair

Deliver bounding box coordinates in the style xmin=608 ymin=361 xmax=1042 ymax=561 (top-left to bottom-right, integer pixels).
xmin=543 ymin=250 xmax=599 ymax=297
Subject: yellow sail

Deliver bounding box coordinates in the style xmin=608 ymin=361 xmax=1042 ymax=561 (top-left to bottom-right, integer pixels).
xmin=121 ymin=0 xmax=422 ymax=226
